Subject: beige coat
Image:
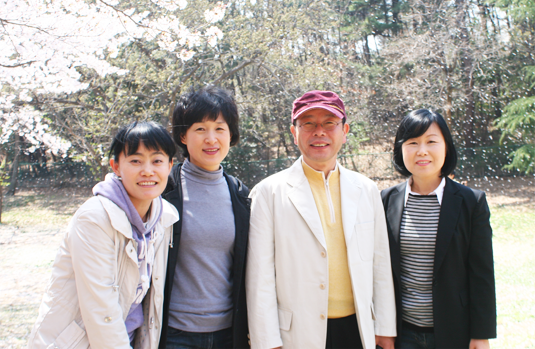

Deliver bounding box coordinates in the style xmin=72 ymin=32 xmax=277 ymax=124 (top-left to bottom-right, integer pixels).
xmin=246 ymin=159 xmax=396 ymax=349
xmin=27 ymin=196 xmax=179 ymax=349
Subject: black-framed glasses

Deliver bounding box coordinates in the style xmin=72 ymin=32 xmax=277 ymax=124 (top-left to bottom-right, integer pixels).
xmin=298 ymin=121 xmax=342 ymax=132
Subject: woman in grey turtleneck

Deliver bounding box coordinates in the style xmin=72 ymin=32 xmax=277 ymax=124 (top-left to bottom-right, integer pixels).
xmin=160 ymin=86 xmax=251 ymax=349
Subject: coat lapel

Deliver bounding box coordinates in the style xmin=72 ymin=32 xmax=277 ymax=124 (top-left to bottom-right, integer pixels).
xmin=386 ymin=182 xmax=405 ymax=277
xmin=434 ymin=178 xmax=462 ymax=274
xmin=339 ymin=166 xmax=361 ymax=244
xmin=387 ymin=182 xmax=406 ymax=246
xmin=287 ymin=159 xmax=327 ymax=249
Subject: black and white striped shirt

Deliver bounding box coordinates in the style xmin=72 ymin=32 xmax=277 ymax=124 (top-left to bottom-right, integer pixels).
xmin=400 ymin=193 xmax=441 ymax=327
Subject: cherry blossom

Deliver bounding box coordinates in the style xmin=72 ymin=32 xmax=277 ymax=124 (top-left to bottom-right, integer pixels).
xmin=177 ymin=49 xmax=196 ymax=61
xmin=206 ymin=26 xmax=224 ymax=47
xmin=0 ymin=0 xmax=227 ymax=159
xmin=204 ymin=2 xmax=227 ymax=23
xmin=0 ymin=107 xmax=71 ymax=157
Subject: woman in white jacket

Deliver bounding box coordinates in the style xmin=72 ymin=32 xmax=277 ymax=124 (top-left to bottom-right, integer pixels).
xmin=27 ymin=121 xmax=179 ymax=349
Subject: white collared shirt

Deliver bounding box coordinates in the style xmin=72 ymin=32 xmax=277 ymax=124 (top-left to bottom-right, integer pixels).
xmin=404 ymin=177 xmax=446 ymax=207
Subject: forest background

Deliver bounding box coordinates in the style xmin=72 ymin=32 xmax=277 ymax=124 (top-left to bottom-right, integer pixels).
xmin=1 ymin=0 xmax=535 ymax=199
xmin=0 ymin=0 xmax=534 ymax=347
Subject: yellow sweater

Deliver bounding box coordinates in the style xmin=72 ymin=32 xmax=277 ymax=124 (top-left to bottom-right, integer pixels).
xmin=302 ymin=161 xmax=355 ymax=318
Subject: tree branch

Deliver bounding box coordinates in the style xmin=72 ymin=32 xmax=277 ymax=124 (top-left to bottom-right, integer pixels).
xmin=97 ymin=0 xmax=152 ymax=30
xmin=36 ymin=98 xmax=107 ymax=113
xmin=167 ymin=63 xmax=202 ymax=123
xmin=0 ymin=61 xmax=36 ymax=68
xmin=211 ymin=59 xmax=256 ymax=85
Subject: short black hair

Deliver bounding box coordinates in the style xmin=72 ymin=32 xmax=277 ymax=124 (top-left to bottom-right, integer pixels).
xmin=393 ymin=109 xmax=457 ymax=177
xmin=172 ymin=86 xmax=240 ymax=157
xmin=109 ymin=121 xmax=176 ymax=161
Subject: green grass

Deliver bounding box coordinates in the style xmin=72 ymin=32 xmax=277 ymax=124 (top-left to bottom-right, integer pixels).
xmin=1 ymin=188 xmax=91 ymax=227
xmin=0 ymin=189 xmax=91 ymax=348
xmin=490 ymin=204 xmax=535 ymax=349
xmin=0 ymin=191 xmax=534 ymax=348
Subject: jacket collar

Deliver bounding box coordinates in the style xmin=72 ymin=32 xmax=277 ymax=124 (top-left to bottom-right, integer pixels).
xmin=286 ymin=157 xmax=363 ymax=249
xmin=287 ymin=157 xmax=326 ymax=247
xmin=98 ymin=196 xmax=179 ymax=239
xmin=434 ymin=177 xmax=462 ymax=274
xmin=339 ymin=164 xmax=362 ymax=244
xmin=386 ymin=181 xmax=406 ymax=246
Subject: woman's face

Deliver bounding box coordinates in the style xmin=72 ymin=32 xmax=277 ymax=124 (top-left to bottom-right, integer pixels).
xmin=110 ymin=142 xmax=173 ymax=211
xmin=402 ymin=122 xmax=447 ymax=183
xmin=181 ymin=114 xmax=231 ymax=171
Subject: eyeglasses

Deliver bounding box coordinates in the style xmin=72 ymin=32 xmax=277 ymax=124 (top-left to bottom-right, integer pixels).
xmin=298 ymin=121 xmax=342 ymax=132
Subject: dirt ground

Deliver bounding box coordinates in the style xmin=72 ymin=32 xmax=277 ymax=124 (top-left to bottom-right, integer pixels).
xmin=0 ymin=176 xmax=533 ymax=348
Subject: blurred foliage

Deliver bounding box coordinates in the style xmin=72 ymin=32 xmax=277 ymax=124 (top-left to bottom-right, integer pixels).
xmin=492 ymin=0 xmax=535 ymax=174
xmin=3 ymin=0 xmax=534 ymax=182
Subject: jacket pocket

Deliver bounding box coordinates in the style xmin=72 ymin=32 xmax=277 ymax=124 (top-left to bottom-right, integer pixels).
xmin=278 ymin=308 xmax=293 ymax=331
xmin=49 ymin=320 xmax=89 ymax=349
xmin=355 ymin=221 xmax=374 ymax=261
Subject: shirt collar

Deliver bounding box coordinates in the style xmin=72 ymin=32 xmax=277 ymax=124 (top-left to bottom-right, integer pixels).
xmin=301 ymin=158 xmax=339 ymax=182
xmin=404 ymin=176 xmax=446 ymax=207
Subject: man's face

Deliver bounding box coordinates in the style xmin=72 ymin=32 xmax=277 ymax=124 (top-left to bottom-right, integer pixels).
xmin=290 ymin=108 xmax=349 ymax=174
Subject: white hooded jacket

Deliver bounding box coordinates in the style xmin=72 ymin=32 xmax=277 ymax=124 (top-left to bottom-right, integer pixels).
xmin=27 ymin=195 xmax=179 ymax=349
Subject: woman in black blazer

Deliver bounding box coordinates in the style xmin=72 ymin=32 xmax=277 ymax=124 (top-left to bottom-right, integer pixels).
xmin=381 ymin=109 xmax=496 ymax=349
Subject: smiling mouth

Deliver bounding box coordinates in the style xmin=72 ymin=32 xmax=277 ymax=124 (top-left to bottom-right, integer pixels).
xmin=138 ymin=181 xmax=157 ymax=186
xmin=416 ymin=161 xmax=431 ymax=165
xmin=203 ymin=148 xmax=219 ymax=154
xmin=311 ymin=143 xmax=329 ymax=147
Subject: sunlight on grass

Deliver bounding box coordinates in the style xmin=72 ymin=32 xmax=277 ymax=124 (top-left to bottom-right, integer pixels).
xmin=490 ymin=204 xmax=535 ymax=349
xmin=0 ymin=189 xmax=92 ymax=347
xmin=1 ymin=190 xmax=90 ymax=227
xmin=0 ymin=191 xmax=534 ymax=348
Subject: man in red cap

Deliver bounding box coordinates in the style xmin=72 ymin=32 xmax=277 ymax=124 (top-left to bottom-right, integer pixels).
xmin=246 ymin=91 xmax=396 ymax=349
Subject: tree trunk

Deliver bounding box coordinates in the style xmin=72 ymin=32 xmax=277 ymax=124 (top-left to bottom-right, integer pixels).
xmin=7 ymin=134 xmax=21 ymax=196
xmin=392 ymin=0 xmax=400 ymax=35
xmin=101 ymin=164 xmax=107 ymax=181
xmin=0 ymin=181 xmax=3 ymax=224
xmin=444 ymin=79 xmax=453 ymax=126
xmin=456 ymin=0 xmax=476 ymax=147
xmin=0 ymin=149 xmax=6 ymax=223
xmin=363 ymin=36 xmax=371 ymax=66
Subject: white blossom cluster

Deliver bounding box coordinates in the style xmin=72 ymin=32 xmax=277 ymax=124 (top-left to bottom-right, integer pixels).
xmin=0 ymin=107 xmax=71 ymax=157
xmin=204 ymin=2 xmax=227 ymax=23
xmin=0 ymin=0 xmax=228 ymax=101
xmin=0 ymin=0 xmax=227 ymax=158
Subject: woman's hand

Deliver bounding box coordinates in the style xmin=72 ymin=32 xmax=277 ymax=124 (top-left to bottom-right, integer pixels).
xmin=469 ymin=339 xmax=490 ymax=349
xmin=376 ymin=335 xmax=395 ymax=349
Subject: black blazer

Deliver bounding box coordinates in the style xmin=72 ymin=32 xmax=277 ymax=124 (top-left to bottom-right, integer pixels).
xmin=381 ymin=177 xmax=496 ymax=349
xmin=159 ymin=163 xmax=251 ymax=349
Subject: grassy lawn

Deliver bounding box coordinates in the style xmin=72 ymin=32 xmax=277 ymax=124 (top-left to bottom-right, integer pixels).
xmin=490 ymin=204 xmax=535 ymax=348
xmin=0 ymin=189 xmax=90 ymax=349
xmin=0 ymin=187 xmax=534 ymax=348
xmin=0 ymin=188 xmax=90 ymax=227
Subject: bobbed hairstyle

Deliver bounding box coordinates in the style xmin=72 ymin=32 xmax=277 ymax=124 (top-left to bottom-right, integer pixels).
xmin=393 ymin=109 xmax=457 ymax=177
xmin=109 ymin=121 xmax=176 ymax=161
xmin=172 ymin=85 xmax=240 ymax=157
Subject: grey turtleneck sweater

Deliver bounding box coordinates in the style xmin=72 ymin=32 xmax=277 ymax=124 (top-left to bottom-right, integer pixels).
xmin=168 ymin=158 xmax=235 ymax=332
